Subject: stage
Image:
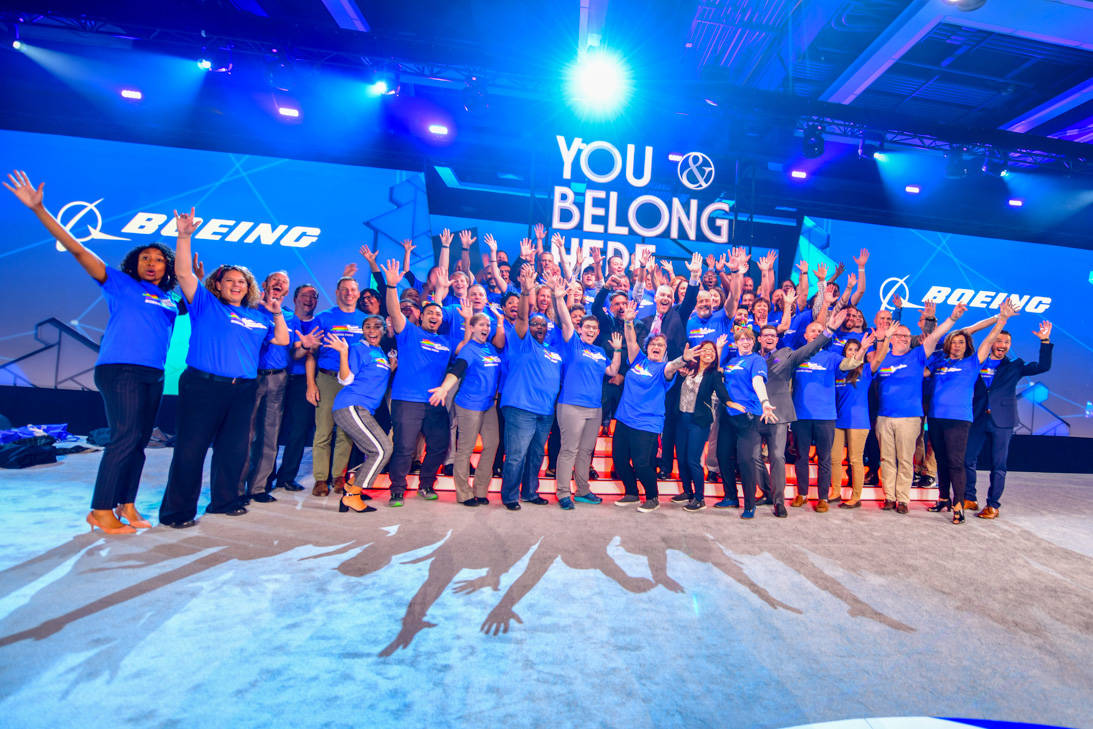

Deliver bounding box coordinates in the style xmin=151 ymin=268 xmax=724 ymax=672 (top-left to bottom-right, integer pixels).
xmin=0 ymin=448 xmax=1089 ymax=729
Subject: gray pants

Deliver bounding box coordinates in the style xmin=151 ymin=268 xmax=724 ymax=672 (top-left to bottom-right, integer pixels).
xmin=241 ymin=370 xmax=287 ymax=496
xmin=556 ymin=403 xmax=601 ymax=499
xmin=453 ymin=403 xmax=500 ymax=501
xmin=333 ymin=406 xmax=393 ymax=490
xmin=705 ymin=396 xmax=721 ymax=472
xmin=756 ymin=420 xmax=788 ymax=506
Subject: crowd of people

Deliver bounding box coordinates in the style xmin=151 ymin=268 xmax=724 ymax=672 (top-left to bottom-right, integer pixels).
xmin=4 ymin=169 xmax=1054 ymax=533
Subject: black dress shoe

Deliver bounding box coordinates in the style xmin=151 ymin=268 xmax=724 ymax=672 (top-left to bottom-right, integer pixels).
xmin=205 ymin=505 xmax=248 ymax=516
xmin=881 ymin=499 xmax=896 ymax=510
xmin=864 ymin=472 xmax=879 ymax=486
xmin=441 ymin=464 xmax=454 ymax=477
xmin=410 ymin=460 xmax=422 ymax=474
xmin=588 ymin=468 xmax=599 ymax=480
xmin=755 ymin=495 xmax=774 ymax=506
xmin=544 ymin=467 xmax=556 ymax=478
xmin=504 ymin=502 xmax=521 ymax=511
xmin=251 ymin=493 xmax=277 ymax=503
xmin=278 ymin=481 xmax=306 ymax=492
xmin=657 ymin=468 xmax=670 ymax=480
xmin=461 ymin=498 xmax=479 ymax=507
xmin=707 ymin=471 xmax=721 ymax=483
xmin=475 ymin=497 xmax=490 ymax=505
xmin=522 ymin=497 xmax=549 ymax=506
xmin=492 ymin=467 xmax=504 ymax=478
xmin=773 ymin=503 xmax=788 ymax=518
xmin=165 ymin=519 xmax=198 ymax=529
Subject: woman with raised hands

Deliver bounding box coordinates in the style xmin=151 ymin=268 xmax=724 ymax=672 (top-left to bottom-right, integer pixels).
xmin=675 ymin=337 xmax=734 ymax=512
xmin=158 ymin=208 xmax=289 ymax=529
xmin=831 ymin=332 xmax=877 ymax=509
xmin=612 ymin=300 xmax=686 ymax=513
xmin=324 ymin=316 xmax=394 ymax=515
xmin=5 ymin=170 xmax=180 ymax=534
xmin=427 ymin=300 xmax=505 ymax=507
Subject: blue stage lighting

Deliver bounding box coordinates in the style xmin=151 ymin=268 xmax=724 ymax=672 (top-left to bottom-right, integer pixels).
xmin=873 ymin=152 xmax=888 ymax=162
xmin=197 ymin=58 xmax=212 ymax=70
xmin=905 ymin=184 xmax=921 ymax=194
xmin=13 ymin=40 xmax=22 ymax=50
xmin=1008 ymin=198 xmax=1023 ymax=207
xmin=790 ymin=170 xmax=808 ymax=180
xmin=428 ymin=124 xmax=449 ymax=136
xmin=565 ymin=50 xmax=630 ymax=117
xmin=367 ymin=80 xmax=388 ymax=96
xmin=277 ymin=106 xmax=300 ymax=118
xmin=120 ymin=89 xmax=142 ymax=100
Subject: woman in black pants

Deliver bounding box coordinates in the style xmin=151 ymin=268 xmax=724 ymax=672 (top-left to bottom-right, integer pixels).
xmin=5 ymin=170 xmax=179 ymax=534
xmin=675 ymin=337 xmax=733 ymax=511
xmin=158 ymin=209 xmax=289 ymax=528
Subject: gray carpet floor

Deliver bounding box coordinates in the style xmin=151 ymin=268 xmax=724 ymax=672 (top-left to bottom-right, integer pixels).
xmin=0 ymin=447 xmax=1090 ymax=729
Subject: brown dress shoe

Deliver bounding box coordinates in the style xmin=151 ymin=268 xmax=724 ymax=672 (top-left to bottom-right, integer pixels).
xmin=333 ymin=477 xmax=346 ymax=495
xmin=790 ymin=495 xmax=807 ymax=508
xmin=976 ymin=506 xmax=999 ymax=519
xmin=895 ymin=502 xmax=909 ymax=514
xmin=881 ymin=499 xmax=896 ymax=510
xmin=963 ymin=500 xmax=979 ymax=511
xmin=815 ymin=499 xmax=829 ymax=513
xmin=312 ymin=480 xmax=329 ymax=497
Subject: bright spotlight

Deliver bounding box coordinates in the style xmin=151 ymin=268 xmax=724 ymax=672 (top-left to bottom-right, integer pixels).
xmin=277 ymin=106 xmax=300 ymax=118
xmin=428 ymin=124 xmax=449 ymax=136
xmin=905 ymin=185 xmax=921 ymax=194
xmin=366 ymin=80 xmax=388 ymax=96
xmin=873 ymin=152 xmax=888 ymax=162
xmin=565 ymin=49 xmax=630 ymax=117
xmin=12 ymin=40 xmax=22 ymax=50
xmin=120 ymin=89 xmax=142 ymax=100
xmin=197 ymin=58 xmax=212 ymax=70
xmin=790 ymin=170 xmax=808 ymax=180
xmin=1008 ymin=198 xmax=1023 ymax=207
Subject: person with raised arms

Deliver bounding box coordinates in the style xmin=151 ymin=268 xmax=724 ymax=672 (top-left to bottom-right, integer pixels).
xmin=272 ymin=283 xmax=323 ymax=492
xmin=158 ymin=208 xmax=288 ymax=529
xmin=830 ymin=334 xmax=877 ymax=510
xmin=675 ymin=337 xmax=734 ymax=511
xmin=498 ymin=264 xmax=566 ymax=510
xmin=323 ymin=315 xmax=394 ymax=515
xmin=306 ymin=274 xmax=363 ymax=497
xmin=870 ymin=302 xmax=964 ymax=514
xmin=381 ymin=259 xmax=455 ymax=506
xmin=612 ymin=300 xmax=686 ymax=512
xmin=426 ymin=302 xmax=505 ymax=507
xmin=5 ymin=170 xmax=180 ymax=534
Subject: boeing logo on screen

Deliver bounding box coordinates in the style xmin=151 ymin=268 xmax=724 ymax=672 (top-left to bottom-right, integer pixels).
xmin=677 ymin=152 xmax=715 ymax=190
xmin=121 ymin=213 xmax=321 ymax=248
xmin=879 ymin=275 xmax=1051 ymax=314
xmin=54 ymin=199 xmax=130 ymax=251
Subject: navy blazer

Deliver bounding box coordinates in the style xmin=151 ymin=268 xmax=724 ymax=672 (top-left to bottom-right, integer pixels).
xmin=972 ymin=342 xmax=1053 ymax=429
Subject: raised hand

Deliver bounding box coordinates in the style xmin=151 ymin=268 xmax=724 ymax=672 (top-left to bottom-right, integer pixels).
xmin=861 ymin=331 xmax=876 ymax=351
xmin=435 ymin=268 xmax=450 ymax=291
xmin=483 ymin=233 xmax=498 ymax=254
xmin=264 ymin=294 xmax=282 ymax=314
xmin=192 ymin=252 xmax=205 ymax=279
xmin=853 ymin=248 xmax=870 ymax=267
xmin=705 ymin=254 xmax=716 ymax=271
xmin=589 ymin=244 xmax=603 ymax=262
xmin=3 ymin=170 xmax=44 ymax=208
xmin=533 ymin=222 xmax=546 ymax=241
xmin=639 ymin=248 xmax=653 ymax=269
xmin=381 ymin=258 xmax=404 ymax=287
xmin=831 ymin=262 xmax=845 ymax=280
xmin=813 ymin=262 xmax=828 ymax=280
xmin=682 ymin=343 xmax=696 ymax=362
xmin=757 ymin=251 xmax=774 ymax=272
xmin=296 ymin=328 xmax=323 ymax=350
xmin=342 ymin=262 xmax=358 ymax=279
xmin=622 ymin=299 xmax=638 ymax=322
xmin=922 ymin=300 xmax=936 ymax=318
xmin=609 ymin=332 xmax=623 ymax=350
xmin=950 ymin=302 xmax=967 ymax=320
xmin=323 ymin=333 xmax=348 ymax=353
xmin=660 ymin=259 xmax=675 ymax=278
xmin=173 ymin=207 xmax=200 ymax=237
xmin=999 ymin=298 xmax=1017 ymax=319
xmin=460 ymin=297 xmax=473 ymax=322
xmin=459 ymin=229 xmax=476 ymax=249
xmin=439 ymin=228 xmax=453 ymax=248
xmin=716 ymin=333 xmax=729 ymax=352
xmin=716 ymin=253 xmax=728 ymax=272
xmin=545 ymin=271 xmax=565 ymax=296
xmin=519 ymin=237 xmax=534 ymax=260
xmin=550 ymin=231 xmax=563 ymax=251
xmin=874 ymin=321 xmax=890 ymax=340
xmin=359 ymin=245 xmax=377 ymax=265
xmin=846 ymin=272 xmax=857 ymax=290
xmin=518 ymin=262 xmax=536 ymax=289
xmin=686 ymin=251 xmax=703 ymax=277
xmin=892 ymin=294 xmax=904 ymax=309
xmin=796 ymin=260 xmax=809 ymax=276
xmin=829 ymin=308 xmax=848 ymax=330
xmin=1035 ymin=321 xmax=1052 ymax=341
xmin=401 ymin=238 xmax=416 ymax=254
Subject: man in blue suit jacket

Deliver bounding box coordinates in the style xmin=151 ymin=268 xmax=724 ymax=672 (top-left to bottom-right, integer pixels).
xmin=964 ymin=320 xmax=1053 ymax=518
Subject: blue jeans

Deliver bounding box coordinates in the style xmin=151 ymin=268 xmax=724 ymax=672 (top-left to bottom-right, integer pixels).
xmin=964 ymin=414 xmax=1013 ymax=509
xmin=676 ymin=412 xmax=711 ymax=500
xmin=500 ymin=406 xmax=553 ymax=504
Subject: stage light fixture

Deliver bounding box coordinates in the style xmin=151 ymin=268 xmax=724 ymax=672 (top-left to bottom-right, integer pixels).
xmin=982 ymin=153 xmax=1009 ymax=178
xmin=790 ymin=170 xmax=808 ymax=180
xmin=428 ymin=124 xmax=449 ymax=136
xmin=565 ymin=49 xmax=630 ymax=117
xmin=120 ymin=89 xmax=143 ymax=100
xmin=277 ymin=106 xmax=300 ymax=118
xmin=197 ymin=58 xmax=212 ymax=70
xmin=801 ymin=124 xmax=824 ymax=158
xmin=858 ymin=130 xmax=885 ymax=160
xmin=366 ymin=64 xmax=399 ymax=97
xmin=905 ymin=185 xmax=921 ymax=194
xmin=8 ymin=23 xmax=22 ymax=50
xmin=1008 ymin=199 xmax=1023 ymax=207
xmin=945 ymin=147 xmax=969 ymax=179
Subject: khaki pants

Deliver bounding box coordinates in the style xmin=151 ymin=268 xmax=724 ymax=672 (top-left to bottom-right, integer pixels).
xmin=453 ymin=404 xmax=499 ymax=502
xmin=914 ymin=418 xmax=936 ymax=476
xmin=831 ymin=427 xmax=868 ymax=500
xmin=312 ymin=371 xmax=352 ymax=482
xmin=875 ymin=416 xmax=919 ymax=504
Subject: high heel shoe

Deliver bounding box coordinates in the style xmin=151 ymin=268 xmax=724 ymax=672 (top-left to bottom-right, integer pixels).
xmin=926 ymin=499 xmax=951 ymax=512
xmin=952 ymin=507 xmax=965 ymax=524
xmin=115 ymin=506 xmax=152 ymax=529
xmin=339 ymin=495 xmax=377 ymax=514
xmin=86 ymin=512 xmax=136 ymax=535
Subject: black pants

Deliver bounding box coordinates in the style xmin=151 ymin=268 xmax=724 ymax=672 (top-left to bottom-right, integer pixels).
xmin=546 ymin=415 xmax=560 ymax=471
xmin=274 ymin=374 xmax=315 ymax=487
xmin=91 ymin=364 xmax=164 ymax=510
xmin=612 ymin=421 xmax=659 ymax=500
xmin=159 ymin=368 xmax=257 ymax=524
xmin=658 ymin=379 xmax=682 ymax=473
xmin=716 ymin=412 xmax=762 ymax=509
xmin=492 ymin=402 xmax=507 ymax=473
xmin=793 ymin=419 xmax=835 ymax=501
xmin=927 ymin=416 xmax=971 ymax=505
xmin=389 ymin=399 xmax=450 ymax=497
xmin=675 ymin=411 xmax=710 ymax=500
xmin=601 ymin=380 xmax=623 ymax=428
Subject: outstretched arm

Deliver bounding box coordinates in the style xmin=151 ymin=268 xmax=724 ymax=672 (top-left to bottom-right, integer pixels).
xmin=5 ymin=170 xmax=108 ymax=283
xmin=977 ymin=300 xmax=1014 ymax=362
xmin=850 ymin=249 xmax=868 ymax=306
xmin=172 ymin=208 xmax=201 ymax=303
xmin=547 ymin=272 xmax=574 ymax=342
xmin=622 ymin=300 xmax=640 ymax=363
xmin=1021 ymin=321 xmax=1054 ymax=376
xmin=381 ymin=259 xmax=407 ymax=334
xmin=604 ymin=332 xmax=624 ymax=377
xmin=514 ymin=264 xmax=535 ymax=338
xmin=458 ymin=229 xmax=474 ymax=273
xmin=437 ymin=228 xmax=453 ymax=276
xmin=922 ymin=303 xmax=965 ymax=357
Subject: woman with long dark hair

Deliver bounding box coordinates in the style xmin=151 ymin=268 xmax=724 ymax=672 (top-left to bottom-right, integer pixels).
xmin=5 ymin=170 xmax=179 ymax=534
xmin=158 ymin=209 xmax=289 ymax=529
xmin=675 ymin=337 xmax=733 ymax=511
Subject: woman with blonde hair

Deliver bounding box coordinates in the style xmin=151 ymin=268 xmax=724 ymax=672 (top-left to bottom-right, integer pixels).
xmin=158 ymin=209 xmax=289 ymax=529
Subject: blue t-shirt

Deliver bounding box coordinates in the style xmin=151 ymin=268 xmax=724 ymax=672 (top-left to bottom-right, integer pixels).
xmin=559 ymin=336 xmax=612 ymax=408
xmin=722 ymin=353 xmax=768 ymax=416
xmin=835 ymin=365 xmax=874 ymax=430
xmin=685 ymin=310 xmax=728 ymax=348
xmin=875 ymin=346 xmax=928 ymax=418
xmin=792 ymin=349 xmax=842 ymax=421
xmin=256 ymin=302 xmax=290 ymax=370
xmin=499 ymin=329 xmax=563 ymax=416
xmin=980 ymin=357 xmax=1002 ymax=388
xmin=314 ymin=308 xmax=364 ymax=371
xmin=287 ymin=316 xmax=321 ymax=375
xmin=783 ymin=309 xmax=813 ymax=349
xmin=390 ymin=324 xmax=454 ymax=403
xmin=185 ymin=285 xmax=274 ymax=378
xmin=454 ymin=340 xmax=502 ymax=411
xmin=614 ymin=355 xmax=674 ymax=433
xmin=97 ymin=267 xmax=178 ymax=369
xmin=928 ymin=355 xmax=979 ymax=422
xmin=332 ymin=342 xmax=391 ymax=413
xmin=635 ymin=289 xmax=656 ymax=320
